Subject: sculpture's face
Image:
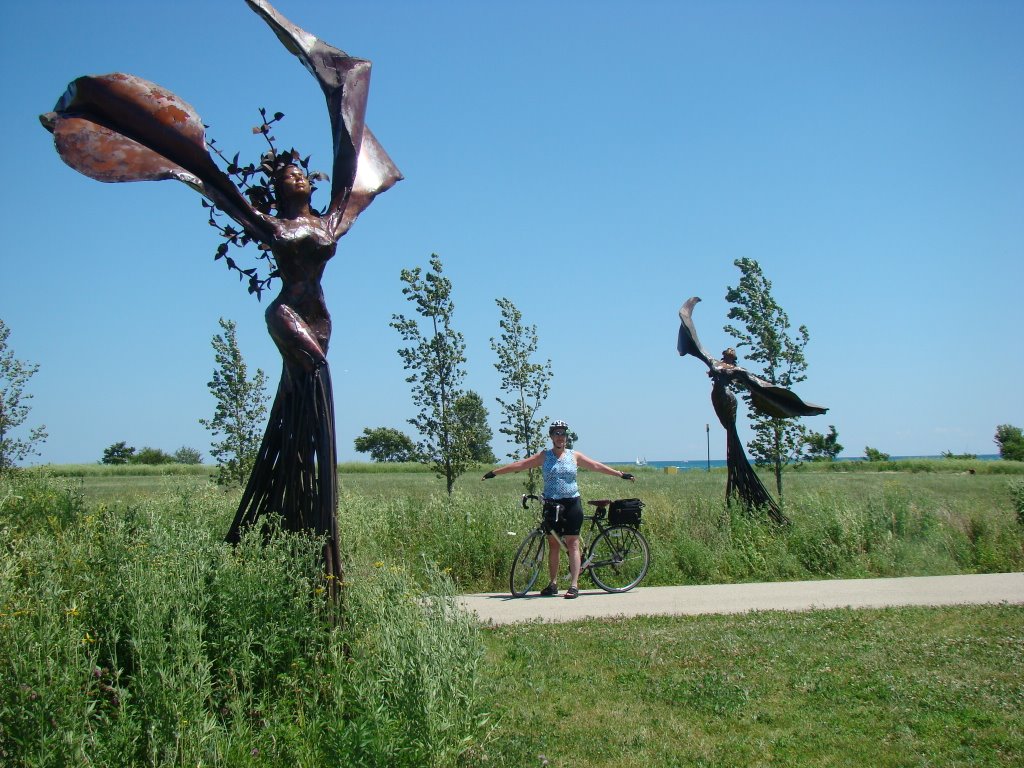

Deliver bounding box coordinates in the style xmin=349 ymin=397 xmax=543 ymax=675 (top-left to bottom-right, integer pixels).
xmin=276 ymin=164 xmax=310 ymax=202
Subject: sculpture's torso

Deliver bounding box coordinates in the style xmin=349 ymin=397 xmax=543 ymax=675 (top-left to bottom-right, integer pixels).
xmin=710 ymin=361 xmax=739 ymax=429
xmin=266 ymin=215 xmax=338 ymax=356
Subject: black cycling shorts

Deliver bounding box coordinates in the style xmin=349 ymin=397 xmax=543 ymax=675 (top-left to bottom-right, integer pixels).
xmin=543 ymin=496 xmax=584 ymax=536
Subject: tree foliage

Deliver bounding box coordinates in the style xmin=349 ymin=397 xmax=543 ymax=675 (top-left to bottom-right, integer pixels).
xmin=490 ymin=297 xmax=552 ymax=493
xmin=199 ymin=318 xmax=270 ymax=486
xmin=994 ymin=424 xmax=1024 ymax=462
xmin=454 ymin=391 xmax=496 ymax=464
xmin=724 ymin=258 xmax=811 ymax=499
xmin=864 ymin=446 xmax=890 ymax=462
xmin=354 ymin=427 xmax=419 ymax=462
xmin=172 ymin=446 xmax=204 ymax=465
xmin=101 ymin=441 xmax=136 ymax=465
xmin=391 ymin=255 xmax=472 ymax=495
xmin=803 ymin=425 xmax=843 ymax=461
xmin=102 ymin=442 xmax=202 ymax=465
xmin=0 ymin=319 xmax=48 ymax=473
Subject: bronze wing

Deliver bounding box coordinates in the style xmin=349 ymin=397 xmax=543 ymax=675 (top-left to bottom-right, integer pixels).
xmin=730 ymin=368 xmax=828 ymax=419
xmin=246 ymin=0 xmax=403 ymax=237
xmin=677 ymin=296 xmax=713 ymax=368
xmin=40 ymin=73 xmax=272 ymax=243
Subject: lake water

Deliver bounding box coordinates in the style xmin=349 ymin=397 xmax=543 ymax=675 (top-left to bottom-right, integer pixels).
xmin=611 ymin=455 xmax=1001 ymax=470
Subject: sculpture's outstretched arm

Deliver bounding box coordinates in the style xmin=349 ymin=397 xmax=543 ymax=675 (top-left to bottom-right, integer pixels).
xmin=246 ymin=0 xmax=402 ymax=238
xmin=40 ymin=73 xmax=273 ymax=244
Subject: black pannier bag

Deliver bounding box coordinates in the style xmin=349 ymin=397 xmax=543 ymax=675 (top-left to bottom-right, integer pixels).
xmin=608 ymin=498 xmax=644 ymax=526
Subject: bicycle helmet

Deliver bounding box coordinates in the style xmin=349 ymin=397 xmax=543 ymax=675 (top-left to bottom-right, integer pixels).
xmin=549 ymin=420 xmax=570 ymax=435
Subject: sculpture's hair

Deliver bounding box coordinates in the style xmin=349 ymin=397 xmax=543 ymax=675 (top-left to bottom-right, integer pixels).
xmin=244 ymin=148 xmax=325 ymax=215
xmin=206 ymin=112 xmax=326 ymax=297
xmin=722 ymin=348 xmax=738 ymax=363
xmin=269 ymin=149 xmax=303 ymax=185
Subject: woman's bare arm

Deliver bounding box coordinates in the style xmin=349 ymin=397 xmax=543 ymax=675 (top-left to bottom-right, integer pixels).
xmin=574 ymin=451 xmax=633 ymax=480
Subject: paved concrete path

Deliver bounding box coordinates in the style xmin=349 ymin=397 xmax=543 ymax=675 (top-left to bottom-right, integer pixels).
xmin=456 ymin=572 xmax=1024 ymax=626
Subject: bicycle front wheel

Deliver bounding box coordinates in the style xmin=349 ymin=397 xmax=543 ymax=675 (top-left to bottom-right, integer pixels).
xmin=588 ymin=525 xmax=650 ymax=593
xmin=509 ymin=529 xmax=547 ymax=597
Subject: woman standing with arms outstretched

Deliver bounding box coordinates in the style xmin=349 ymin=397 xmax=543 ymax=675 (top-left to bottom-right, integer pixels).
xmin=483 ymin=421 xmax=634 ymax=599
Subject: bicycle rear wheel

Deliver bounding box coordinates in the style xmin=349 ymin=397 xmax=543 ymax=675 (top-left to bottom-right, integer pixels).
xmin=588 ymin=525 xmax=650 ymax=593
xmin=509 ymin=529 xmax=547 ymax=597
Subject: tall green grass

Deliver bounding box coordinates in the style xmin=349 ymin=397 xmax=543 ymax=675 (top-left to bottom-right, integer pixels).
xmin=19 ymin=463 xmax=1024 ymax=594
xmin=3 ymin=464 xmax=1023 ymax=765
xmin=329 ymin=467 xmax=1024 ymax=592
xmin=0 ymin=473 xmax=485 ymax=767
xmin=794 ymin=457 xmax=1024 ymax=474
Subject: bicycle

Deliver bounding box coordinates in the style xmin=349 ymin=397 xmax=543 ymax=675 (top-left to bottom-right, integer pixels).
xmin=509 ymin=494 xmax=651 ymax=596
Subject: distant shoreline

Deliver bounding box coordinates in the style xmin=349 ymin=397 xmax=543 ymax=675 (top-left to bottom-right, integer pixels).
xmin=613 ymin=454 xmax=1002 ymax=470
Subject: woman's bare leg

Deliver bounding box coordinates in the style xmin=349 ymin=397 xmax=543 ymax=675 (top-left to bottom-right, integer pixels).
xmin=548 ymin=534 xmax=560 ymax=584
xmin=565 ymin=535 xmax=581 ymax=588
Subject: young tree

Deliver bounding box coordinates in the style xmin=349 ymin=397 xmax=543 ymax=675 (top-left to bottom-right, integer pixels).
xmin=102 ymin=441 xmax=136 ymax=465
xmin=199 ymin=318 xmax=270 ymax=486
xmin=0 ymin=319 xmax=48 ymax=473
xmin=864 ymin=446 xmax=890 ymax=462
xmin=724 ymin=258 xmax=812 ymax=499
xmin=173 ymin=446 xmax=204 ymax=465
xmin=353 ymin=426 xmax=419 ymax=462
xmin=994 ymin=424 xmax=1024 ymax=462
xmin=454 ymin=390 xmax=496 ymax=464
xmin=390 ymin=255 xmax=471 ymax=495
xmin=490 ymin=297 xmax=553 ymax=493
xmin=803 ymin=425 xmax=843 ymax=461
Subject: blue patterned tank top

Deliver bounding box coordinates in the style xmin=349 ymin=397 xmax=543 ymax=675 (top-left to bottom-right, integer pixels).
xmin=542 ymin=449 xmax=579 ymax=499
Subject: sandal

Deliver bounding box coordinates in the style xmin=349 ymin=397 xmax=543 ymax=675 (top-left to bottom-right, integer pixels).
xmin=564 ymin=586 xmax=579 ymax=599
xmin=539 ymin=583 xmax=558 ymax=597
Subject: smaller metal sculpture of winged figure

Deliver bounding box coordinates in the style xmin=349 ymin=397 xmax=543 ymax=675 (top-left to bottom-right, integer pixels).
xmin=678 ymin=297 xmax=827 ymax=524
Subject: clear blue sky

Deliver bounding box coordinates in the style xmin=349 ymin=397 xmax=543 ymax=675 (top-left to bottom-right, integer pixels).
xmin=3 ymin=0 xmax=1021 ymax=467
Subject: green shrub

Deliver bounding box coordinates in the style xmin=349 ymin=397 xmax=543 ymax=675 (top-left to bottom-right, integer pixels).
xmin=130 ymin=446 xmax=176 ymax=465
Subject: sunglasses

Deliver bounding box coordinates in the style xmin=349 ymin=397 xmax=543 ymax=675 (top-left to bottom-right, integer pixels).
xmin=550 ymin=430 xmax=568 ymax=437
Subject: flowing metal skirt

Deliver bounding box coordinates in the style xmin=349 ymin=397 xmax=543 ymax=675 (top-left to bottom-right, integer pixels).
xmin=723 ymin=421 xmax=789 ymax=526
xmin=713 ymin=380 xmax=789 ymax=526
xmin=226 ymin=360 xmax=342 ymax=589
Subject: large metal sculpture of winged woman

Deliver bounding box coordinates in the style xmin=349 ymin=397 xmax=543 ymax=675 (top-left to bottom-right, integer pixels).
xmin=677 ymin=297 xmax=826 ymax=524
xmin=40 ymin=0 xmax=402 ymax=591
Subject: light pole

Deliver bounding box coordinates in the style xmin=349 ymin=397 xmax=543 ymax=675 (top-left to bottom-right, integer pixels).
xmin=706 ymin=423 xmax=710 ymax=471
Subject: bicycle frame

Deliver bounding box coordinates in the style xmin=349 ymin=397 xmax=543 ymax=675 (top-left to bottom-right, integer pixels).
xmin=523 ymin=494 xmax=607 ymax=569
xmin=520 ymin=495 xmax=647 ymax=593
xmin=512 ymin=493 xmax=650 ymax=595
